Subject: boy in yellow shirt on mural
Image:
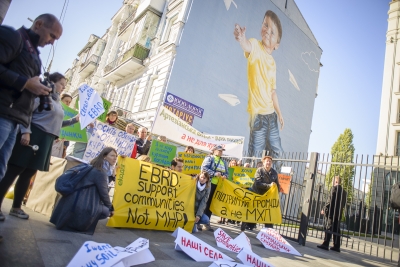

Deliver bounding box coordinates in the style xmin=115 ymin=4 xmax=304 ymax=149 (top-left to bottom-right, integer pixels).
xmin=234 ymin=10 xmax=284 ymax=161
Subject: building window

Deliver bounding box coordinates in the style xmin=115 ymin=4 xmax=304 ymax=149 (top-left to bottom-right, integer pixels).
xmin=396 ymin=132 xmax=400 ymax=156
xmin=131 ymin=11 xmax=160 ymax=49
xmin=161 ymin=15 xmax=178 ymax=44
xmin=398 ymin=99 xmax=400 ymax=123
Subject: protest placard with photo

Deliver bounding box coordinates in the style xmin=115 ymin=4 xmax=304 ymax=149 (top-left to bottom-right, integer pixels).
xmin=107 ymin=157 xmax=196 ymax=232
xmin=210 ymin=180 xmax=282 ymax=224
xmin=148 ymin=140 xmax=177 ymax=167
xmin=83 ymin=120 xmax=136 ymax=162
xmin=178 ymin=152 xmax=206 ymax=175
xmin=228 ymin=166 xmax=257 ymax=188
xmin=59 ymin=103 xmax=88 ymax=142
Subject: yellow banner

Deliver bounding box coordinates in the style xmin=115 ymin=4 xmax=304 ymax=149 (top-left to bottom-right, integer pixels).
xmin=210 ymin=179 xmax=282 ymax=224
xmin=178 ymin=152 xmax=206 ymax=175
xmin=229 ymin=166 xmax=257 ymax=188
xmin=107 ymin=157 xmax=196 ymax=232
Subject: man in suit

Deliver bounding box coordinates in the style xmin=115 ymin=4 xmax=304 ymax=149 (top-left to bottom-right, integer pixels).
xmin=317 ymin=176 xmax=347 ymax=252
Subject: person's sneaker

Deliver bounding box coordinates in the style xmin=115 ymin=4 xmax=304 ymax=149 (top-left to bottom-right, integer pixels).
xmin=240 ymin=222 xmax=246 ymax=232
xmin=317 ymin=245 xmax=329 ymax=250
xmin=9 ymin=208 xmax=29 ymax=219
xmin=204 ymin=224 xmax=214 ymax=232
xmin=197 ymin=225 xmax=203 ymax=231
xmin=330 ymin=247 xmax=340 ymax=252
xmin=0 ymin=211 xmax=5 ymax=221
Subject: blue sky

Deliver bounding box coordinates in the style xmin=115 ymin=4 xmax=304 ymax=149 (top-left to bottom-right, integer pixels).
xmin=3 ymin=0 xmax=389 ymax=155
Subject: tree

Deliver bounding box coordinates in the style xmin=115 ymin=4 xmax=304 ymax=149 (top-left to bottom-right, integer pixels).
xmin=326 ymin=128 xmax=355 ymax=202
xmin=0 ymin=0 xmax=12 ymax=25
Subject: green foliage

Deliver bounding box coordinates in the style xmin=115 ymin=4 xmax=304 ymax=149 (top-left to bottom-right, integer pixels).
xmin=326 ymin=128 xmax=355 ymax=202
xmin=365 ymin=175 xmax=373 ymax=208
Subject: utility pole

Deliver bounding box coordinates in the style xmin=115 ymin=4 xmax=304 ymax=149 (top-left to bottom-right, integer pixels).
xmin=0 ymin=0 xmax=12 ymax=25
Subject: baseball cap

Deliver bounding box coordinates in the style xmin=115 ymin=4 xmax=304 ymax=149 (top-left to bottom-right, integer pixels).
xmin=211 ymin=145 xmax=225 ymax=151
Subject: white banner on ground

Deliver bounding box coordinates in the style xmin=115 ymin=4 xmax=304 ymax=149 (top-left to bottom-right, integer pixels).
xmin=256 ymin=228 xmax=301 ymax=256
xmin=208 ymin=260 xmax=248 ymax=267
xmin=83 ymin=120 xmax=136 ymax=162
xmin=78 ymin=84 xmax=105 ymax=130
xmin=237 ymin=248 xmax=275 ymax=267
xmin=152 ymin=106 xmax=244 ymax=158
xmin=172 ymin=227 xmax=234 ymax=262
xmin=214 ymin=228 xmax=252 ymax=253
xmin=66 ymin=239 xmax=154 ymax=267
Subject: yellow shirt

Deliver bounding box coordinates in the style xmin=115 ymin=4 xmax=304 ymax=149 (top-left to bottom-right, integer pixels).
xmin=245 ymin=38 xmax=276 ymax=126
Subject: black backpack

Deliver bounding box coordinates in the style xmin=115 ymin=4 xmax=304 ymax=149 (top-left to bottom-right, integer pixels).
xmin=390 ymin=182 xmax=400 ymax=209
xmin=55 ymin=164 xmax=93 ymax=196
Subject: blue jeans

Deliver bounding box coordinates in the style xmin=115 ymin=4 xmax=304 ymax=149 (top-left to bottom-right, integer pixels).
xmin=0 ymin=117 xmax=18 ymax=180
xmin=248 ymin=113 xmax=284 ymax=164
xmin=192 ymin=214 xmax=210 ymax=233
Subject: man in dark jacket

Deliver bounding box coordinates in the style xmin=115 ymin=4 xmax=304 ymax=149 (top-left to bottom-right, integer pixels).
xmin=317 ymin=176 xmax=347 ymax=252
xmin=0 ymin=14 xmax=62 ymax=181
xmin=135 ymin=127 xmax=152 ymax=156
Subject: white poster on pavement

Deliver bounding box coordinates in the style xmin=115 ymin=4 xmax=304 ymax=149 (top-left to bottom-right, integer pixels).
xmin=214 ymin=228 xmax=252 ymax=253
xmin=208 ymin=260 xmax=248 ymax=267
xmin=152 ymin=106 xmax=244 ymax=158
xmin=237 ymin=248 xmax=275 ymax=267
xmin=172 ymin=227 xmax=234 ymax=262
xmin=78 ymin=84 xmax=105 ymax=129
xmin=256 ymin=228 xmax=301 ymax=256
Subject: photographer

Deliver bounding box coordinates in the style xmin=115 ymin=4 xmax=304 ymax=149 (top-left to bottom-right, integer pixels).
xmin=0 ymin=14 xmax=62 ymax=182
xmin=0 ymin=72 xmax=78 ymax=221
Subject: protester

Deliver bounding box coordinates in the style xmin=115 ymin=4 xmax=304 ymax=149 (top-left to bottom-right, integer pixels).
xmin=192 ymin=171 xmax=211 ymax=233
xmin=256 ymin=161 xmax=263 ymax=168
xmin=225 ymin=159 xmax=239 ymax=225
xmin=317 ymin=176 xmax=347 ymax=252
xmin=136 ymin=127 xmax=152 ymax=156
xmin=201 ymin=145 xmax=228 ymax=231
xmin=185 ymin=146 xmax=195 ymax=153
xmin=171 ymin=157 xmax=184 ymax=172
xmin=157 ymin=135 xmax=167 ymax=142
xmin=137 ymin=155 xmax=151 ymax=162
xmin=0 ymin=72 xmax=79 ymax=220
xmin=237 ymin=160 xmax=243 ymax=166
xmin=106 ymin=110 xmax=118 ymax=126
xmin=241 ymin=155 xmax=280 ymax=231
xmin=244 ymin=162 xmax=251 ymax=168
xmin=0 ymin=14 xmax=62 ymax=182
xmin=124 ymin=123 xmax=138 ymax=159
xmin=60 ymin=93 xmax=74 ymax=158
xmin=50 ymin=147 xmax=116 ymax=234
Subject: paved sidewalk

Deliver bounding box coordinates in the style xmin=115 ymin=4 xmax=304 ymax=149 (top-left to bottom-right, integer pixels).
xmin=0 ymin=198 xmax=396 ymax=267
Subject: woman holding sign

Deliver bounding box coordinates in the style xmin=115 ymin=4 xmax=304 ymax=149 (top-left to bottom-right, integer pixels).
xmin=0 ymin=72 xmax=79 ymax=220
xmin=192 ymin=171 xmax=211 ymax=233
xmin=201 ymin=145 xmax=229 ymax=231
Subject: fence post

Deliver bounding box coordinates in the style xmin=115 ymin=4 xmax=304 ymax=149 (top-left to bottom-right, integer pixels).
xmin=298 ymin=152 xmax=319 ymax=245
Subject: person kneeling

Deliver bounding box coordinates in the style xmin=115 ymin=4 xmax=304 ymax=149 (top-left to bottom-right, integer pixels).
xmin=192 ymin=171 xmax=211 ymax=233
xmin=50 ymin=147 xmax=117 ymax=234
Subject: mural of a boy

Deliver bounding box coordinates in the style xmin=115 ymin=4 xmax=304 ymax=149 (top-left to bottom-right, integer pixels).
xmin=234 ymin=10 xmax=284 ymax=159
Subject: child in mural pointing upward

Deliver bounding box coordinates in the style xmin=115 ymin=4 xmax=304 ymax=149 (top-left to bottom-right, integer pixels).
xmin=234 ymin=10 xmax=284 ymax=160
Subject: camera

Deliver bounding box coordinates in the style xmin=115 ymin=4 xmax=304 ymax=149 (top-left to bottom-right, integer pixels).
xmin=38 ymin=72 xmax=55 ymax=112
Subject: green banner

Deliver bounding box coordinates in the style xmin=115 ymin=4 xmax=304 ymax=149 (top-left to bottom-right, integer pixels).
xmin=148 ymin=140 xmax=177 ymax=167
xmin=228 ymin=166 xmax=257 ymax=188
xmin=75 ymin=96 xmax=112 ymax=123
xmin=59 ymin=103 xmax=88 ymax=142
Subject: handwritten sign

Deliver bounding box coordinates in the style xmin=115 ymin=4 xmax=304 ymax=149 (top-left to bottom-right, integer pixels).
xmin=228 ymin=166 xmax=257 ymax=188
xmin=210 ymin=180 xmax=282 ymax=224
xmin=278 ymin=174 xmax=291 ymax=195
xmin=172 ymin=227 xmax=234 ymax=262
xmin=75 ymin=96 xmax=112 ymax=123
xmin=148 ymin=140 xmax=177 ymax=167
xmin=66 ymin=241 xmax=120 ymax=267
xmin=78 ymin=84 xmax=105 ymax=129
xmin=237 ymin=248 xmax=275 ymax=267
xmin=256 ymin=228 xmax=301 ymax=256
xmin=178 ymin=152 xmax=206 ymax=175
xmin=107 ymin=157 xmax=196 ymax=232
xmin=83 ymin=120 xmax=136 ymax=162
xmin=152 ymin=106 xmax=244 ymax=158
xmin=208 ymin=261 xmax=249 ymax=267
xmin=59 ymin=103 xmax=88 ymax=142
xmin=112 ymin=238 xmax=155 ymax=266
xmin=214 ymin=228 xmax=252 ymax=253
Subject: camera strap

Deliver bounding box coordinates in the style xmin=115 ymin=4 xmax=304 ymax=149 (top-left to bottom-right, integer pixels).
xmin=17 ymin=28 xmax=38 ymax=56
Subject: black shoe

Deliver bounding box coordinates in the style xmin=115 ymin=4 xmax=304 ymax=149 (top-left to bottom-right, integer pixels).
xmin=330 ymin=247 xmax=340 ymax=252
xmin=317 ymin=245 xmax=329 ymax=250
xmin=197 ymin=225 xmax=203 ymax=231
xmin=241 ymin=223 xmax=246 ymax=232
xmin=204 ymin=224 xmax=214 ymax=232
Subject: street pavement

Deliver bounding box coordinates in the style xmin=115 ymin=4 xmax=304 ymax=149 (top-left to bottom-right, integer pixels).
xmin=0 ymin=198 xmax=396 ymax=267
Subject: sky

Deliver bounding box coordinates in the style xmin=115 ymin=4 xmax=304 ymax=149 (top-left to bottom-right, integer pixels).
xmin=3 ymin=0 xmax=389 ymax=156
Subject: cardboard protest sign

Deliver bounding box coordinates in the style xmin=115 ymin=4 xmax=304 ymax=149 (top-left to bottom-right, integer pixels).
xmin=172 ymin=227 xmax=234 ymax=262
xmin=59 ymin=103 xmax=88 ymax=142
xmin=214 ymin=228 xmax=252 ymax=253
xmin=75 ymin=95 xmax=112 ymax=123
xmin=152 ymin=106 xmax=244 ymax=158
xmin=208 ymin=261 xmax=248 ymax=267
xmin=256 ymin=228 xmax=301 ymax=256
xmin=112 ymin=238 xmax=155 ymax=266
xmin=178 ymin=152 xmax=206 ymax=175
xmin=237 ymin=248 xmax=275 ymax=267
xmin=66 ymin=241 xmax=120 ymax=267
xmin=277 ymin=174 xmax=291 ymax=194
xmin=107 ymin=157 xmax=196 ymax=232
xmin=83 ymin=120 xmax=136 ymax=161
xmin=148 ymin=140 xmax=177 ymax=166
xmin=228 ymin=166 xmax=257 ymax=188
xmin=210 ymin=180 xmax=282 ymax=224
xmin=78 ymin=84 xmax=105 ymax=129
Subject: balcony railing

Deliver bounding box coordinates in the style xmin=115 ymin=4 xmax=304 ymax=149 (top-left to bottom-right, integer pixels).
xmin=118 ymin=11 xmax=136 ymax=35
xmin=80 ymin=54 xmax=100 ymax=71
xmin=103 ymin=43 xmax=150 ymax=74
